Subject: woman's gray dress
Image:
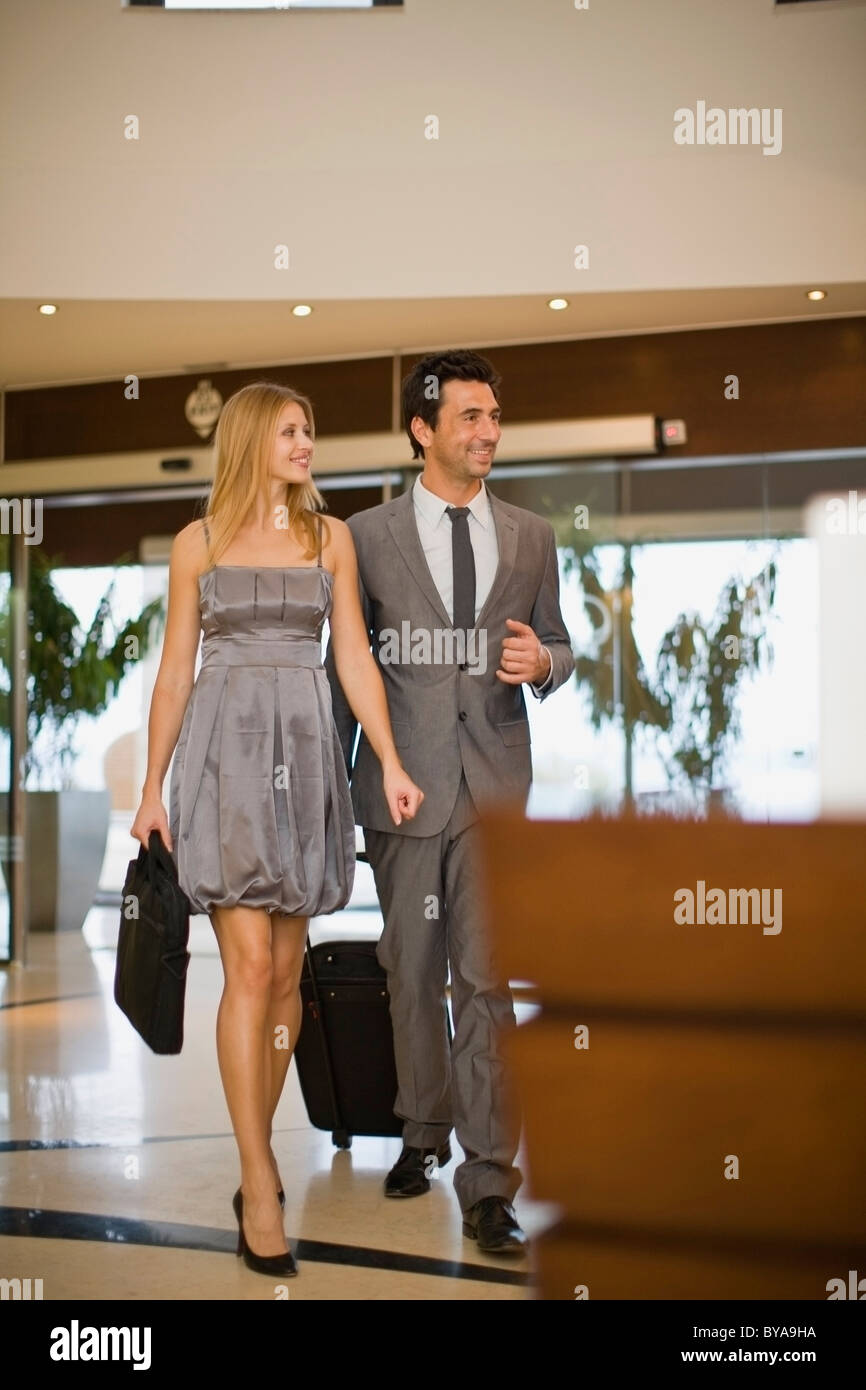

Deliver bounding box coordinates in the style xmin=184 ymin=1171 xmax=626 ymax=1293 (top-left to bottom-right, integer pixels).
xmin=169 ymin=531 xmax=356 ymax=918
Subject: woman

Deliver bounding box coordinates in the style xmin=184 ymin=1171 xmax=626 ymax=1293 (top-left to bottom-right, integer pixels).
xmin=130 ymin=380 xmax=423 ymax=1279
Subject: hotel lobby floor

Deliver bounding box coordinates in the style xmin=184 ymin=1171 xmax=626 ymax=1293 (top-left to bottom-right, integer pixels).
xmin=0 ymin=915 xmax=546 ymax=1301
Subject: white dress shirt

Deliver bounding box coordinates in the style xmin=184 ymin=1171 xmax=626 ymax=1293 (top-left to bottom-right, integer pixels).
xmin=412 ymin=474 xmax=552 ymax=696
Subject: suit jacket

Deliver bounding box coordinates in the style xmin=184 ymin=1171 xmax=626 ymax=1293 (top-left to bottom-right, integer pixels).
xmin=324 ymin=485 xmax=574 ymax=837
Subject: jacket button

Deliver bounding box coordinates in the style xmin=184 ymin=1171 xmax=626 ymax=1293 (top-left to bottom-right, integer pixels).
xmin=458 ymin=711 xmax=467 ymax=721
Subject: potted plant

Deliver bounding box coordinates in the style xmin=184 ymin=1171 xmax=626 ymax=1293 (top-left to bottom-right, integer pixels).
xmin=0 ymin=543 xmax=164 ymax=930
xmin=557 ymin=530 xmax=776 ymax=814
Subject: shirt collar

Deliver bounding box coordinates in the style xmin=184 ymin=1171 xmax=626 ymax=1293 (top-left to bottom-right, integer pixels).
xmin=413 ymin=474 xmax=492 ymax=529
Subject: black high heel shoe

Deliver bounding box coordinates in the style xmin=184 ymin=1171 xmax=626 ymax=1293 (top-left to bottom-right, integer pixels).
xmin=233 ymin=1184 xmax=285 ymax=1210
xmin=232 ymin=1189 xmax=297 ymax=1278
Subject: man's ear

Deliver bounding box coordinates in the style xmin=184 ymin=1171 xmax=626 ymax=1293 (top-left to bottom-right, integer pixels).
xmin=411 ymin=415 xmax=431 ymax=454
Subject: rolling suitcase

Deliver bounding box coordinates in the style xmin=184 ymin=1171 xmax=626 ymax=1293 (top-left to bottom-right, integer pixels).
xmin=294 ymin=854 xmax=453 ymax=1149
xmin=295 ymin=935 xmax=403 ymax=1149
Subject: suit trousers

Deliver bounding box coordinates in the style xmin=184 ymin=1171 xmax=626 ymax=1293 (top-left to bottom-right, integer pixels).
xmin=364 ymin=772 xmax=523 ymax=1211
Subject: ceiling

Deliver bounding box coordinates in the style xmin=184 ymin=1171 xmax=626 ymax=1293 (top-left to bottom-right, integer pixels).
xmin=2 ymin=284 xmax=864 ymax=391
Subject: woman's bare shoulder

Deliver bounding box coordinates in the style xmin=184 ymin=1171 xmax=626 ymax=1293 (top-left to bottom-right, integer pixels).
xmin=171 ymin=519 xmax=210 ymax=571
xmin=318 ymin=514 xmax=353 ymax=550
xmin=321 ymin=515 xmax=351 ymax=543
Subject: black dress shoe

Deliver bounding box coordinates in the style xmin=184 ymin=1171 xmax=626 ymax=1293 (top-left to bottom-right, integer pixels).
xmin=384 ymin=1141 xmax=452 ymax=1198
xmin=462 ymin=1196 xmax=528 ymax=1255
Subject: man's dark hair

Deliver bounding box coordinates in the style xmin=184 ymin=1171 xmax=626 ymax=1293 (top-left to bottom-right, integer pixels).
xmin=401 ymin=349 xmax=502 ymax=461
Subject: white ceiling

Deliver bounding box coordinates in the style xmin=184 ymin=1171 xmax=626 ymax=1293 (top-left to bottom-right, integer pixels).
xmin=3 ymin=0 xmax=865 ymax=336
xmin=2 ymin=284 xmax=864 ymax=389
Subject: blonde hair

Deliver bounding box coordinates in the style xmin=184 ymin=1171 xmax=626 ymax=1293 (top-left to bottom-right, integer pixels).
xmin=199 ymin=380 xmax=328 ymax=567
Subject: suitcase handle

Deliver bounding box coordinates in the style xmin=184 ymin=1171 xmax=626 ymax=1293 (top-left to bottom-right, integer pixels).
xmin=303 ymin=936 xmax=347 ymax=1137
xmin=300 ymin=846 xmax=375 ymax=1139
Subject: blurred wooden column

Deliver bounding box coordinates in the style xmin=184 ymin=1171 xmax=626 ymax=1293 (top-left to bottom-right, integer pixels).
xmin=476 ymin=811 xmax=866 ymax=1300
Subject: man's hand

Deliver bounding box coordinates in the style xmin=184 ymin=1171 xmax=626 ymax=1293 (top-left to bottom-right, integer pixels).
xmin=382 ymin=762 xmax=425 ymax=826
xmin=496 ymin=618 xmax=552 ymax=685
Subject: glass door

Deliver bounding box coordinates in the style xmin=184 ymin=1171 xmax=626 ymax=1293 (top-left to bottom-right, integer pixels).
xmin=0 ymin=527 xmax=26 ymax=963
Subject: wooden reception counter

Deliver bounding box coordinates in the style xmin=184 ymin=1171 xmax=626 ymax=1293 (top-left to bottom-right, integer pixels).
xmin=476 ymin=811 xmax=866 ymax=1300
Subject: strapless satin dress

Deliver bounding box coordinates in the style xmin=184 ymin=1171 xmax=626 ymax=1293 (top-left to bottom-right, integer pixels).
xmin=169 ymin=564 xmax=356 ymax=917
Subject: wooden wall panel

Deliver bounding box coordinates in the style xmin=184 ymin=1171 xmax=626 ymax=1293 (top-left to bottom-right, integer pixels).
xmin=6 ymin=319 xmax=865 ymax=467
xmin=4 ymin=358 xmax=394 ymax=462
xmin=403 ymin=318 xmax=866 ymax=457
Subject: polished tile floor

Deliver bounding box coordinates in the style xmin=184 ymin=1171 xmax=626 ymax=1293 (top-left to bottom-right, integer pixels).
xmin=0 ymin=886 xmax=549 ymax=1301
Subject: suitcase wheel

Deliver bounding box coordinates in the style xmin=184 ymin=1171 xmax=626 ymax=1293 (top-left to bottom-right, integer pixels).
xmin=332 ymin=1129 xmax=352 ymax=1150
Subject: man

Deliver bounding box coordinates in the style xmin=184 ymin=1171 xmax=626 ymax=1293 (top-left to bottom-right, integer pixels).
xmin=325 ymin=349 xmax=573 ymax=1254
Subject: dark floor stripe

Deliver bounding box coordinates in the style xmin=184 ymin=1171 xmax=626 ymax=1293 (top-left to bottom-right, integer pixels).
xmin=0 ymin=991 xmax=102 ymax=1011
xmin=0 ymin=1139 xmax=114 ymax=1153
xmin=0 ymin=1206 xmax=531 ymax=1286
xmin=0 ymin=1126 xmax=317 ymax=1152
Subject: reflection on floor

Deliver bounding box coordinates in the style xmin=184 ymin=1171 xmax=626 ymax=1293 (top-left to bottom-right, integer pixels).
xmin=0 ymin=899 xmax=549 ymax=1301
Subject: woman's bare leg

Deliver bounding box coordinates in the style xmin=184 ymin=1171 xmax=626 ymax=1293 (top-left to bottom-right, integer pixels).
xmin=211 ymin=903 xmax=287 ymax=1257
xmin=263 ymin=914 xmax=309 ymax=1187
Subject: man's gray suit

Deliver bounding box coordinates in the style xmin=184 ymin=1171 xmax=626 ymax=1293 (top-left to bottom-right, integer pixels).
xmin=325 ymin=483 xmax=573 ymax=1209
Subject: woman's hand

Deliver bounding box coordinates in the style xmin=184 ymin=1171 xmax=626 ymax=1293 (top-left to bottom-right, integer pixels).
xmin=130 ymin=793 xmax=173 ymax=853
xmin=382 ymin=762 xmax=424 ymax=826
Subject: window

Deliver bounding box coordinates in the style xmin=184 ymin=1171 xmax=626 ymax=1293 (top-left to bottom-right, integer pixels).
xmin=488 ymin=451 xmax=866 ymax=821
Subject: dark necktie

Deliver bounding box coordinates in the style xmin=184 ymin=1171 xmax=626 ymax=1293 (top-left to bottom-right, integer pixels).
xmin=445 ymin=506 xmax=476 ymax=631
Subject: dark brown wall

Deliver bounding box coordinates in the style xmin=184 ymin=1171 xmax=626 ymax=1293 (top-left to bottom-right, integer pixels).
xmin=4 ymin=358 xmax=394 ymax=463
xmin=403 ymin=318 xmax=866 ymax=457
xmin=8 ymin=317 xmax=866 ymax=567
xmin=5 ymin=318 xmax=866 ymax=465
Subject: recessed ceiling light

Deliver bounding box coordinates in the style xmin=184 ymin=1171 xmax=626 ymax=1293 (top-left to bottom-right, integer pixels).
xmin=806 ymin=289 xmax=827 ymax=301
xmin=292 ymin=304 xmax=313 ymax=317
xmin=38 ymin=303 xmax=57 ymax=315
xmin=547 ymin=298 xmax=569 ymax=311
